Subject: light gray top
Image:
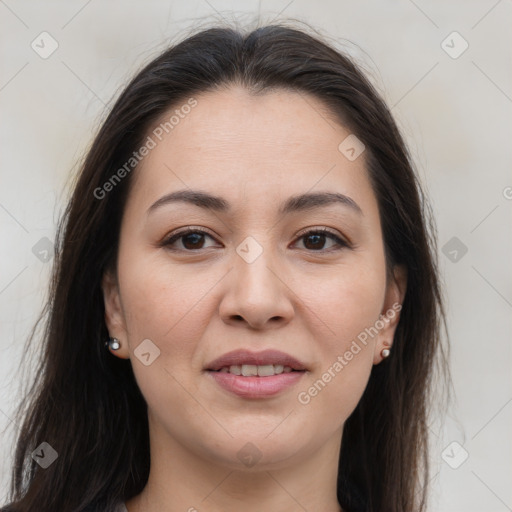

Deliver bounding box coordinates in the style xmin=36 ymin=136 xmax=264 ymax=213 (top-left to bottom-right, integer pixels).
xmin=115 ymin=502 xmax=128 ymax=512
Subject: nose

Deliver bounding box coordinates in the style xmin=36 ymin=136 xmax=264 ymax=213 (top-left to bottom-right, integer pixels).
xmin=218 ymin=243 xmax=295 ymax=330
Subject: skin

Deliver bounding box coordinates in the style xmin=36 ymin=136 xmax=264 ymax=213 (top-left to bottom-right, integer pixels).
xmin=102 ymin=85 xmax=407 ymax=512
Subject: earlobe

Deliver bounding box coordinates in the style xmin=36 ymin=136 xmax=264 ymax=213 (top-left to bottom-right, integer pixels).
xmin=101 ymin=269 xmax=129 ymax=358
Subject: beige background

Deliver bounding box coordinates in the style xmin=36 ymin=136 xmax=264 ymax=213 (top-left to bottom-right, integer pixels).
xmin=1 ymin=1 xmax=511 ymax=510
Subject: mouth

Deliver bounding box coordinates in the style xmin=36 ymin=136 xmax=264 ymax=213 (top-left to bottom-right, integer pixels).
xmin=211 ymin=364 xmax=302 ymax=376
xmin=205 ymin=349 xmax=307 ymax=398
xmin=205 ymin=349 xmax=307 ymax=373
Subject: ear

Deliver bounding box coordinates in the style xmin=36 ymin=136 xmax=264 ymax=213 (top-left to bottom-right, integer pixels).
xmin=373 ymin=264 xmax=407 ymax=364
xmin=101 ymin=268 xmax=130 ymax=359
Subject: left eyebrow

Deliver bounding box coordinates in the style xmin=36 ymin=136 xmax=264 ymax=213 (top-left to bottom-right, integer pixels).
xmin=146 ymin=189 xmax=363 ymax=217
xmin=279 ymin=191 xmax=363 ymax=216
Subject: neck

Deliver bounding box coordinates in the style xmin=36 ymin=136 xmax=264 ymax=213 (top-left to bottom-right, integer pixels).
xmin=126 ymin=418 xmax=344 ymax=512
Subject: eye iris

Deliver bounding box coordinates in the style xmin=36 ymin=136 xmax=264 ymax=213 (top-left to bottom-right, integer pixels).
xmin=304 ymin=233 xmax=326 ymax=250
xmin=182 ymin=232 xmax=204 ymax=249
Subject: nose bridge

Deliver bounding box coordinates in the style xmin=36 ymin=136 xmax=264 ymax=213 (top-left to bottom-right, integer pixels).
xmin=219 ymin=234 xmax=294 ymax=328
xmin=234 ymin=234 xmax=280 ymax=298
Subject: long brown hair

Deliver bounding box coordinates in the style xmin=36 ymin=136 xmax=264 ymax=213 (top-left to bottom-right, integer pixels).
xmin=2 ymin=21 xmax=450 ymax=512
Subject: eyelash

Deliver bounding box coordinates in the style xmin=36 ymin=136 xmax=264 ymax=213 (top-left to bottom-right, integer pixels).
xmin=161 ymin=226 xmax=350 ymax=253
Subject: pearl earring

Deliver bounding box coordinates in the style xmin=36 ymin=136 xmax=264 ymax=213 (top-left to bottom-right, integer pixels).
xmin=381 ymin=347 xmax=391 ymax=358
xmin=105 ymin=337 xmax=120 ymax=351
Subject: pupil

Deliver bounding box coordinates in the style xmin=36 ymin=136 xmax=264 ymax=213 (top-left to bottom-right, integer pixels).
xmin=305 ymin=234 xmax=324 ymax=250
xmin=184 ymin=233 xmax=203 ymax=249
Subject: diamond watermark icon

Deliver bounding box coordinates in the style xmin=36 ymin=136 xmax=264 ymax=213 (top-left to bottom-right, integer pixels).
xmin=134 ymin=338 xmax=161 ymax=366
xmin=442 ymin=441 xmax=469 ymax=469
xmin=31 ymin=442 xmax=58 ymax=469
xmin=237 ymin=442 xmax=262 ymax=468
xmin=441 ymin=31 xmax=469 ymax=59
xmin=32 ymin=237 xmax=54 ymax=263
xmin=338 ymin=134 xmax=365 ymax=161
xmin=31 ymin=31 xmax=59 ymax=59
xmin=236 ymin=236 xmax=263 ymax=264
xmin=442 ymin=236 xmax=468 ymax=263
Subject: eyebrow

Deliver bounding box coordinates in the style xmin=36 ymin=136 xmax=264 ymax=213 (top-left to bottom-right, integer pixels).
xmin=146 ymin=189 xmax=363 ymax=217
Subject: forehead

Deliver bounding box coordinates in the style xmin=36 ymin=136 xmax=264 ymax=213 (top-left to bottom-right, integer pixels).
xmin=127 ymin=85 xmax=378 ymax=219
xmin=151 ymin=85 xmax=346 ymax=162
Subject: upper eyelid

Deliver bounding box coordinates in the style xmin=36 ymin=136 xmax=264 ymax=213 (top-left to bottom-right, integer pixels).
xmin=164 ymin=226 xmax=216 ymax=241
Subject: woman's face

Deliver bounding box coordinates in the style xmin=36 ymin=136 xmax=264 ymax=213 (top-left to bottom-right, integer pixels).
xmin=103 ymin=85 xmax=406 ymax=471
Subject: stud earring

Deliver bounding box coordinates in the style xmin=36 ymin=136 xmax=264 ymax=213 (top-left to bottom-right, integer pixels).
xmin=105 ymin=337 xmax=120 ymax=351
xmin=381 ymin=346 xmax=391 ymax=358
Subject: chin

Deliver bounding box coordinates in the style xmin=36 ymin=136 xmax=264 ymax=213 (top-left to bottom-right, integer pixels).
xmin=196 ymin=431 xmax=312 ymax=471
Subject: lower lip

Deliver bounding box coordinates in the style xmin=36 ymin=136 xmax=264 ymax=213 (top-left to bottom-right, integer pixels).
xmin=207 ymin=370 xmax=305 ymax=398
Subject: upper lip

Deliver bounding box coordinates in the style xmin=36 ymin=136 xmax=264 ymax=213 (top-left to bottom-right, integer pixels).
xmin=205 ymin=349 xmax=307 ymax=371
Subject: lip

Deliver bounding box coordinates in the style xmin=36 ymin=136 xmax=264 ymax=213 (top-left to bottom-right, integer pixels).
xmin=205 ymin=349 xmax=307 ymax=399
xmin=208 ymin=371 xmax=305 ymax=398
xmin=205 ymin=349 xmax=307 ymax=371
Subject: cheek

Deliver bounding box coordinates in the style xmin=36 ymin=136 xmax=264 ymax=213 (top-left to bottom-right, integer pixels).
xmin=297 ymin=353 xmax=373 ymax=437
xmin=117 ymin=249 xmax=222 ymax=360
xmin=300 ymin=258 xmax=387 ymax=345
xmin=295 ymin=282 xmax=379 ymax=428
xmin=292 ymin=259 xmax=385 ymax=415
xmin=119 ymin=245 xmax=215 ymax=332
xmin=116 ymin=255 xmax=213 ymax=415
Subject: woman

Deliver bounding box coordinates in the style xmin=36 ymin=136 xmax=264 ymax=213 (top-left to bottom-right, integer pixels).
xmin=2 ymin=22 xmax=449 ymax=512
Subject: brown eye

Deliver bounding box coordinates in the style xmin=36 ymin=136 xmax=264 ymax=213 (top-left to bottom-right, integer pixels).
xmin=180 ymin=232 xmax=207 ymax=250
xmin=162 ymin=229 xmax=218 ymax=251
xmin=295 ymin=229 xmax=348 ymax=252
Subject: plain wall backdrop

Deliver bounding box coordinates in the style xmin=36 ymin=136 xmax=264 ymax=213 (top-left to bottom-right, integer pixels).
xmin=1 ymin=1 xmax=511 ymax=510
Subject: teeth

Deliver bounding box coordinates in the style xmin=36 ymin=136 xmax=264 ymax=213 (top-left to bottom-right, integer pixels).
xmin=241 ymin=365 xmax=258 ymax=376
xmin=230 ymin=365 xmax=242 ymax=375
xmin=219 ymin=364 xmax=293 ymax=376
xmin=257 ymin=365 xmax=274 ymax=377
